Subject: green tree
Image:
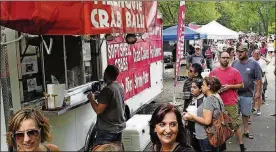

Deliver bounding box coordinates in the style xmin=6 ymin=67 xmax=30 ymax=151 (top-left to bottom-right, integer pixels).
xmin=158 ymin=0 xmax=179 ymax=26
xmin=268 ymin=22 xmax=276 ymax=34
xmin=185 ymin=2 xmax=221 ymax=25
xmin=215 ymin=1 xmax=275 ymax=35
xmin=158 ymin=1 xmax=275 ymax=35
xmin=158 ymin=1 xmax=221 ymax=26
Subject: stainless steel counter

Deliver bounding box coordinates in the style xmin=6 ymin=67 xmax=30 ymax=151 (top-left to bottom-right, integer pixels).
xmin=42 ymin=100 xmax=89 ymax=116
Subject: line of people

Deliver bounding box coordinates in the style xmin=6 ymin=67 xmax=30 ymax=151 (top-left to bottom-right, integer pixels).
xmin=180 ymin=42 xmax=275 ymax=151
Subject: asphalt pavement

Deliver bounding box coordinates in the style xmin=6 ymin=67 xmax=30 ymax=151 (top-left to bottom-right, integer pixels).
xmin=142 ymin=62 xmax=275 ymax=151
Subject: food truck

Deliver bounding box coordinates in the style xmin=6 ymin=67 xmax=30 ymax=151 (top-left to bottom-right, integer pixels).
xmin=0 ymin=1 xmax=163 ymax=151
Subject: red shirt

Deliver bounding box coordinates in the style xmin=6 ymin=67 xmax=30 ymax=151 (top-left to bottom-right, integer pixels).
xmin=210 ymin=67 xmax=243 ymax=105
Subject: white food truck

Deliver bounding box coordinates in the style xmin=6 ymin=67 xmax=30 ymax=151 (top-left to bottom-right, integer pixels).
xmin=0 ymin=2 xmax=163 ymax=151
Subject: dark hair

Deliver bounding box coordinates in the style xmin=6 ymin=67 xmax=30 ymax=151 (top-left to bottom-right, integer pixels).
xmin=226 ymin=47 xmax=234 ymax=55
xmin=191 ymin=63 xmax=203 ymax=78
xmin=203 ymin=76 xmax=222 ymax=93
xmin=149 ymin=103 xmax=188 ymax=151
xmin=192 ymin=78 xmax=203 ymax=89
xmin=105 ymin=65 xmax=119 ymax=81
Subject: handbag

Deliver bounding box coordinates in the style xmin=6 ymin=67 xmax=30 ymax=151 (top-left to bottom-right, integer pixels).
xmin=205 ymin=95 xmax=234 ymax=147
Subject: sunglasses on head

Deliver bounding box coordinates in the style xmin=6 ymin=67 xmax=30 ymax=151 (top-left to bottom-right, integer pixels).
xmin=12 ymin=129 xmax=40 ymax=141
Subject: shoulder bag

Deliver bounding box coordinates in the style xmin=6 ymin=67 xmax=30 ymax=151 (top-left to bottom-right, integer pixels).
xmin=205 ymin=95 xmax=234 ymax=147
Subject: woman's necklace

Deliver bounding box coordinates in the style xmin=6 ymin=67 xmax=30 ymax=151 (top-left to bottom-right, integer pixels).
xmin=161 ymin=142 xmax=178 ymax=152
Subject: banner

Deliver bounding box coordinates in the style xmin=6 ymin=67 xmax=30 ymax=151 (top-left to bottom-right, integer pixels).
xmin=0 ymin=1 xmax=157 ymax=35
xmin=174 ymin=1 xmax=185 ymax=86
xmin=107 ymin=18 xmax=162 ymax=100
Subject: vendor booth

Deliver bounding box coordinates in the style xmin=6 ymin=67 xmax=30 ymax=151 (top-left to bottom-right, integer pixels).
xmin=197 ymin=20 xmax=239 ymax=39
xmin=163 ymin=25 xmax=207 ymax=41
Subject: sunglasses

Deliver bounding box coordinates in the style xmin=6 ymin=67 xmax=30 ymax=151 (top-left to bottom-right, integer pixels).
xmin=237 ymin=50 xmax=245 ymax=53
xmin=12 ymin=129 xmax=40 ymax=141
xmin=220 ymin=57 xmax=230 ymax=59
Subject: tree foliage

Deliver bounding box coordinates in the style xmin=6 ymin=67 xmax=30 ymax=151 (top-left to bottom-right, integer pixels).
xmin=158 ymin=1 xmax=220 ymax=26
xmin=158 ymin=1 xmax=276 ymax=35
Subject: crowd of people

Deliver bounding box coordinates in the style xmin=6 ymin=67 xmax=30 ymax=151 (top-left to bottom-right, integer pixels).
xmin=5 ymin=35 xmax=275 ymax=152
xmin=179 ymin=34 xmax=275 ymax=151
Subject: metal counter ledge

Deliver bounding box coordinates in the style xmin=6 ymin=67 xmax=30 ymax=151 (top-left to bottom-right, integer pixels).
xmin=42 ymin=100 xmax=89 ymax=116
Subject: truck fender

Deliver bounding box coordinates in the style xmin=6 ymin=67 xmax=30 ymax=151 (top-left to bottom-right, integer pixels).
xmin=83 ymin=118 xmax=97 ymax=151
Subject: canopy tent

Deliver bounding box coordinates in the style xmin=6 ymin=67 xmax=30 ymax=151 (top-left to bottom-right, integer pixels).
xmin=197 ymin=20 xmax=239 ymax=39
xmin=238 ymin=31 xmax=245 ymax=35
xmin=163 ymin=25 xmax=207 ymax=41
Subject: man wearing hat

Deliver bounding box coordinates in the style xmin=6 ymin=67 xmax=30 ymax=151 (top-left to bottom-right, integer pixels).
xmin=187 ymin=45 xmax=205 ymax=69
xmin=232 ymin=45 xmax=262 ymax=139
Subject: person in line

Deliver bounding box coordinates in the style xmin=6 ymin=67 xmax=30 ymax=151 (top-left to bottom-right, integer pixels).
xmin=210 ymin=51 xmax=246 ymax=152
xmin=271 ymin=50 xmax=276 ymax=116
xmin=172 ymin=43 xmax=177 ymax=63
xmin=183 ymin=76 xmax=224 ymax=152
xmin=186 ymin=78 xmax=205 ymax=152
xmin=188 ymin=45 xmax=206 ymax=69
xmin=260 ymin=42 xmax=267 ymax=57
xmin=232 ymin=46 xmax=262 ymax=139
xmin=183 ymin=63 xmax=203 ymax=112
xmin=149 ymin=103 xmax=194 ymax=152
xmin=226 ymin=47 xmax=236 ymax=66
xmin=202 ymin=41 xmax=213 ymax=71
xmin=87 ymin=65 xmax=126 ymax=148
xmin=6 ymin=108 xmax=59 ymax=152
xmin=267 ymin=39 xmax=274 ymax=58
xmin=251 ymin=49 xmax=270 ymax=114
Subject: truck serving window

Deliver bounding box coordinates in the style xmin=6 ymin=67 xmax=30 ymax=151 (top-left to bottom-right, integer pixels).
xmin=43 ymin=35 xmax=94 ymax=89
xmin=20 ymin=35 xmax=96 ymax=103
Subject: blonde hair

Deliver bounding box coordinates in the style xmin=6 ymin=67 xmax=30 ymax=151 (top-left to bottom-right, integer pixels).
xmin=6 ymin=108 xmax=52 ymax=148
xmin=92 ymin=143 xmax=123 ymax=152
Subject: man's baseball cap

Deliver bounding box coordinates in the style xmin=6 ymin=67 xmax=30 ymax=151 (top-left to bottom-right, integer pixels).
xmin=236 ymin=45 xmax=248 ymax=52
xmin=195 ymin=45 xmax=200 ymax=49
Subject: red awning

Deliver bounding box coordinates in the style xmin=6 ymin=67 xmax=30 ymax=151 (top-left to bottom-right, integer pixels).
xmin=0 ymin=1 xmax=157 ymax=35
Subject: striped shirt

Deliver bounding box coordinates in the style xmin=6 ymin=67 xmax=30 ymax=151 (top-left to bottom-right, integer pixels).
xmin=183 ymin=78 xmax=193 ymax=111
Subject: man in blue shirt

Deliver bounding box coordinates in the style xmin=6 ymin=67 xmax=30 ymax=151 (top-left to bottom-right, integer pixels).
xmin=232 ymin=46 xmax=262 ymax=139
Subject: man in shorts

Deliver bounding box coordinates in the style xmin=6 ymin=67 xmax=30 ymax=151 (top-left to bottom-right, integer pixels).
xmin=251 ymin=49 xmax=269 ymax=115
xmin=210 ymin=51 xmax=246 ymax=152
xmin=232 ymin=46 xmax=262 ymax=140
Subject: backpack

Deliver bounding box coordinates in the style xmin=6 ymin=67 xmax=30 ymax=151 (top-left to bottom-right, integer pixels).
xmin=205 ymin=95 xmax=234 ymax=147
xmin=205 ymin=48 xmax=213 ymax=59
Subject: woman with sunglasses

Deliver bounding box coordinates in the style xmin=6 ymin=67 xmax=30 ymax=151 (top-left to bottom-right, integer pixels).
xmin=6 ymin=108 xmax=59 ymax=152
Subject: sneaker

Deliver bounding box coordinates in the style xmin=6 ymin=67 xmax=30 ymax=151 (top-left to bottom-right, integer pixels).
xmin=257 ymin=110 xmax=261 ymax=116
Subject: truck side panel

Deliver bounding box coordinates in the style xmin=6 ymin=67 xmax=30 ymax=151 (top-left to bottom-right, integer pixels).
xmin=126 ymin=61 xmax=163 ymax=114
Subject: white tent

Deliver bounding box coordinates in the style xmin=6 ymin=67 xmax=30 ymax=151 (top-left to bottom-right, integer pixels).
xmin=197 ymin=20 xmax=239 ymax=39
xmin=238 ymin=31 xmax=244 ymax=35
